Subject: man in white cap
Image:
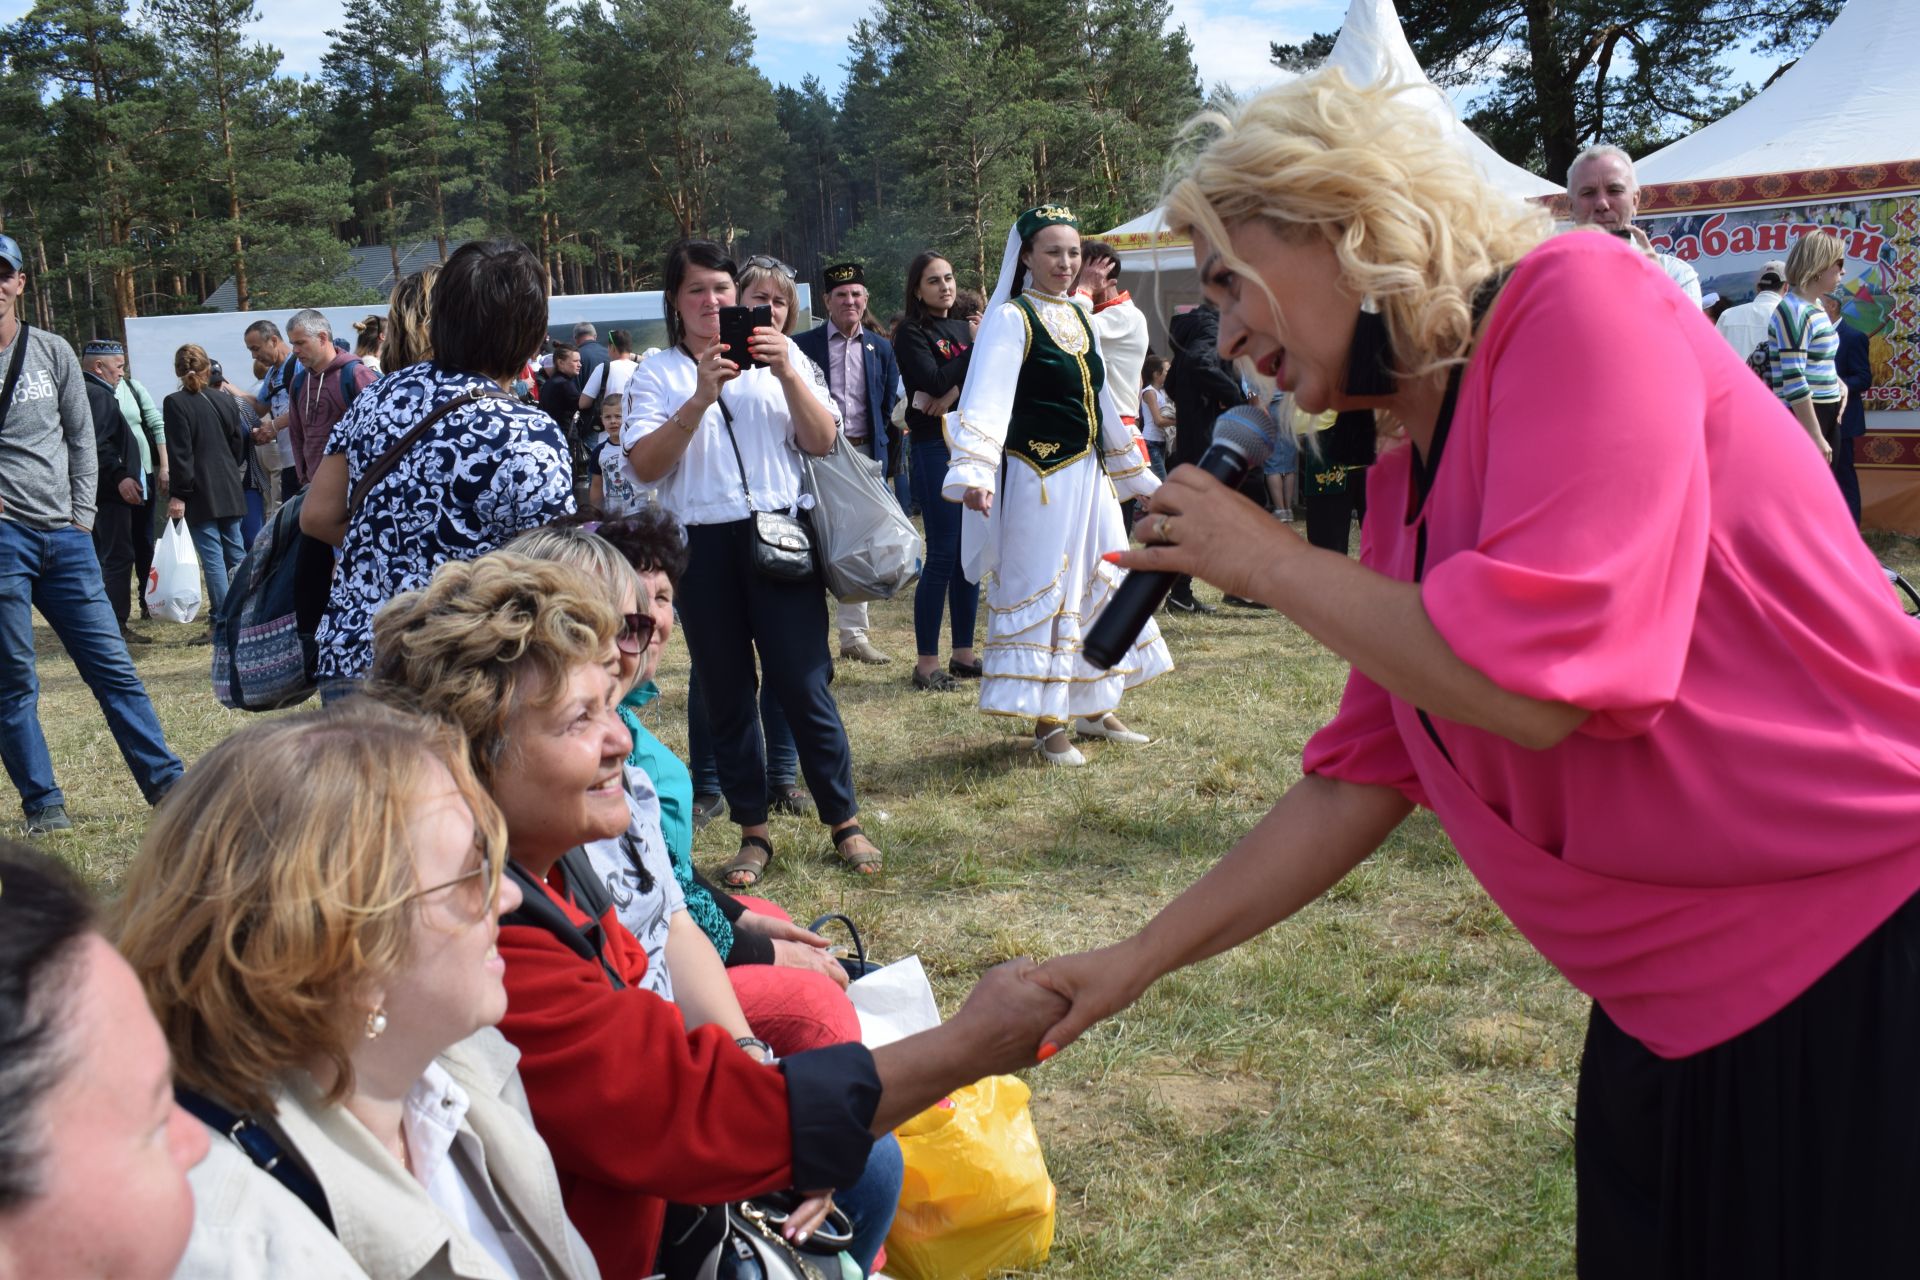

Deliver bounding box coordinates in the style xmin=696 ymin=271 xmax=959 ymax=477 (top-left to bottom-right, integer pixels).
xmin=1715 ymin=261 xmax=1789 ymax=361
xmin=1567 ymin=144 xmax=1703 ymax=307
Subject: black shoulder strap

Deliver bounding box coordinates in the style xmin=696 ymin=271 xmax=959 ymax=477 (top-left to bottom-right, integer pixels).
xmin=501 ymin=853 xmax=627 ymax=990
xmin=0 ymin=322 xmax=31 ymax=435
xmin=347 ymin=384 xmax=513 ymax=514
xmin=713 ymin=391 xmax=760 ymax=510
xmin=175 ymin=1085 xmax=336 ymax=1234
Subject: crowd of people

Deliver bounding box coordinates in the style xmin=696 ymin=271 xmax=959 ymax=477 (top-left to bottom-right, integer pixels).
xmin=0 ymin=57 xmax=1912 ymax=1280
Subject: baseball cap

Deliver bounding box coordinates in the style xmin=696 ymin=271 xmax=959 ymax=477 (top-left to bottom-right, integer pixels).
xmin=1756 ymin=259 xmax=1787 ymax=286
xmin=0 ymin=234 xmax=22 ymax=273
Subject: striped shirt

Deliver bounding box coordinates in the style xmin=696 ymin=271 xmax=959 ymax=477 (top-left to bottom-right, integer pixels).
xmin=1766 ymin=293 xmax=1842 ymax=405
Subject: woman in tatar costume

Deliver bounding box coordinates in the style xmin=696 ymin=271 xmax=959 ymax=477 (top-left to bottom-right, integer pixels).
xmin=943 ymin=205 xmax=1174 ymax=766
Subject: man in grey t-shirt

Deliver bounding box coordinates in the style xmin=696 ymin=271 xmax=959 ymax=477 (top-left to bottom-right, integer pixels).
xmin=0 ymin=235 xmax=182 ymax=834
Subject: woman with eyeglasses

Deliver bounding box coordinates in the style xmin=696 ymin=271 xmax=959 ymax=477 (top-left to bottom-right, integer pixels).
xmin=364 ymin=552 xmax=1065 ymax=1279
xmin=113 ymin=698 xmax=598 ymax=1279
xmin=623 ymin=240 xmax=885 ymax=885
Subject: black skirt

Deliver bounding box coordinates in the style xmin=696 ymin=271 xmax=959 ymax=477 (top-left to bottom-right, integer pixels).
xmin=1575 ymin=888 xmax=1920 ymax=1278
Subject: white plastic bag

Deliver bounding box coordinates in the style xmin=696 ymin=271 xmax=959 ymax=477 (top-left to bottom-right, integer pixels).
xmin=847 ymin=955 xmax=942 ymax=1049
xmin=145 ymin=518 xmax=203 ymax=624
xmin=803 ymin=435 xmax=924 ymax=604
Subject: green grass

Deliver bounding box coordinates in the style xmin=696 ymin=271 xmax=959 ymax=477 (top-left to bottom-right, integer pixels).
xmin=23 ymin=527 xmax=1920 ymax=1278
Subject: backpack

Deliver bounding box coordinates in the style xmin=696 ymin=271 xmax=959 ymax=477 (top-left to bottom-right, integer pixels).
xmin=209 ymin=493 xmax=335 ymax=710
xmin=289 ymin=357 xmax=367 ymax=414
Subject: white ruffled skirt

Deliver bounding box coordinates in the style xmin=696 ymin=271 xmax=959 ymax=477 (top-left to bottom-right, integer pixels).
xmin=972 ymin=453 xmax=1174 ymax=724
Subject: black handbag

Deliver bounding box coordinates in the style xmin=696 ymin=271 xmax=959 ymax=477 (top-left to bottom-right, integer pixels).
xmin=807 ymin=912 xmax=882 ymax=982
xmin=715 ymin=395 xmax=816 ymax=583
xmin=658 ymin=1192 xmax=859 ymax=1280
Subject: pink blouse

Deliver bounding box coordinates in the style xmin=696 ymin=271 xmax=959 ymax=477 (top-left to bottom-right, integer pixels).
xmin=1303 ymin=232 xmax=1920 ymax=1058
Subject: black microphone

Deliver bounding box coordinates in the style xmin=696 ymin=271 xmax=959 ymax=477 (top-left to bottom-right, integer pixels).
xmin=1083 ymin=405 xmax=1276 ymax=670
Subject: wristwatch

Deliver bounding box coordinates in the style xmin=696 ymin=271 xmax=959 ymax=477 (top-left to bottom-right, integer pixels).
xmin=736 ymin=1036 xmax=775 ymax=1064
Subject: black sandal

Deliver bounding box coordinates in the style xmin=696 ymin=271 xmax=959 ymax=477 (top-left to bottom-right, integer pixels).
xmin=830 ymin=824 xmax=883 ymax=876
xmin=720 ymin=835 xmax=774 ymax=889
xmin=768 ymin=783 xmax=815 ymax=817
xmin=691 ymin=793 xmax=727 ymax=830
xmin=948 ymin=656 xmax=985 ymax=679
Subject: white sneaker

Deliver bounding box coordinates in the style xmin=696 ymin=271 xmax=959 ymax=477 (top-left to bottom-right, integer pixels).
xmin=1073 ymin=715 xmax=1150 ymax=745
xmin=1034 ymin=731 xmax=1087 ymax=766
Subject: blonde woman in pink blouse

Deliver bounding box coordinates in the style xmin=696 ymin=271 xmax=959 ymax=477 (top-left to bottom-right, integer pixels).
xmin=1032 ymin=71 xmax=1920 ymax=1277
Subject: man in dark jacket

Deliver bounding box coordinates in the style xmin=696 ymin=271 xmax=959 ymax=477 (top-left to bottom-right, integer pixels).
xmin=1825 ymin=294 xmax=1872 ymax=527
xmin=794 ymin=261 xmax=904 ymax=663
xmin=1164 ymin=302 xmax=1243 ymax=613
xmin=79 ymin=340 xmax=146 ymax=639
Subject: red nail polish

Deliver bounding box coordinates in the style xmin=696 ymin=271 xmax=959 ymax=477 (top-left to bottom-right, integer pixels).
xmin=1100 ymin=551 xmax=1122 ymax=564
xmin=1037 ymin=1042 xmax=1059 ymax=1062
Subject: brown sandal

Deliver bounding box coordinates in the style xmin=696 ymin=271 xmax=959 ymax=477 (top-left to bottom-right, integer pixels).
xmin=831 ymin=824 xmax=883 ymax=876
xmin=720 ymin=835 xmax=774 ymax=889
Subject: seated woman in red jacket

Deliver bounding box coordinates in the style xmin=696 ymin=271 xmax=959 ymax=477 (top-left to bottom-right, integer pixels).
xmin=365 ymin=553 xmax=1064 ymax=1280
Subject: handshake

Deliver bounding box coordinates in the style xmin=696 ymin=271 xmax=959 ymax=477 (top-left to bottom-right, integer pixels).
xmin=939 ymin=943 xmax=1150 ymax=1076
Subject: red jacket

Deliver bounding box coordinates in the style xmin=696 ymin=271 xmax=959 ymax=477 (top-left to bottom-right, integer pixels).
xmin=499 ymin=875 xmax=877 ymax=1279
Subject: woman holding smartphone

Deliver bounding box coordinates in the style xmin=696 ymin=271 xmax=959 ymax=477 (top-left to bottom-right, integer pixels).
xmin=624 ymin=240 xmax=886 ymax=884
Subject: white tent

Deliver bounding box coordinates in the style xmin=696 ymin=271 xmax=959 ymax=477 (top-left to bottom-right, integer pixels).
xmin=1636 ymin=0 xmax=1920 ymax=184
xmin=1100 ymin=0 xmax=1559 ymax=273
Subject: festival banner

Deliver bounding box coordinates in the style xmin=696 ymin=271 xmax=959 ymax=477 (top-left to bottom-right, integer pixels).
xmin=1640 ymin=193 xmax=1918 ymax=413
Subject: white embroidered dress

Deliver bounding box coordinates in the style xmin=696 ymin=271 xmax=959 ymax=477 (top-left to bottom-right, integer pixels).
xmin=942 ymin=287 xmax=1173 ymax=724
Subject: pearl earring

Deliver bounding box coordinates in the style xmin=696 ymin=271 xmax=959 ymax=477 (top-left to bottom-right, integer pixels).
xmin=365 ymin=1008 xmax=388 ymax=1040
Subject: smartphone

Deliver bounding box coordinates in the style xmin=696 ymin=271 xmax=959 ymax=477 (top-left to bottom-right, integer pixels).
xmin=718 ymin=305 xmax=774 ymax=369
xmin=1607 ymin=226 xmax=1635 ymax=241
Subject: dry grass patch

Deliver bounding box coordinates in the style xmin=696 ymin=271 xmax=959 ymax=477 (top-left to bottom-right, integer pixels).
xmin=24 ymin=528 xmax=1920 ymax=1279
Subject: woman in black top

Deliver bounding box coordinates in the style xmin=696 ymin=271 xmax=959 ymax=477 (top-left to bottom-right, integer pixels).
xmin=894 ymin=252 xmax=981 ymax=691
xmin=163 ymin=344 xmax=249 ymax=628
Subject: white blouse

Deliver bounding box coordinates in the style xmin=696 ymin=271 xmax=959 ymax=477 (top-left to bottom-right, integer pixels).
xmin=621 ymin=342 xmax=835 ymax=527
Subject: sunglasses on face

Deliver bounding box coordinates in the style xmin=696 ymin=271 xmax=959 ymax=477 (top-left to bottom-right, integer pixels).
xmin=617 ymin=611 xmax=656 ymax=655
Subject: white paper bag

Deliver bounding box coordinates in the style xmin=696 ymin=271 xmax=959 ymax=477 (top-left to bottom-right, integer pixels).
xmin=846 ymin=955 xmax=943 ymax=1049
xmin=145 ymin=518 xmax=203 ymax=624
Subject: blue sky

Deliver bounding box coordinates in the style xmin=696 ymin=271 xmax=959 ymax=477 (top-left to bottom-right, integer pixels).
xmin=0 ymin=0 xmax=1345 ymax=95
xmin=1 ymin=0 xmax=1784 ymax=110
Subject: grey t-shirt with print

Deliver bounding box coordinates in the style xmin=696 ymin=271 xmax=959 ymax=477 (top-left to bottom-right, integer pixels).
xmin=0 ymin=323 xmax=97 ymax=531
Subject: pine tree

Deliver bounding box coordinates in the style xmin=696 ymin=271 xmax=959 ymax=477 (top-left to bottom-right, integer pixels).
xmin=151 ymin=0 xmax=360 ymax=310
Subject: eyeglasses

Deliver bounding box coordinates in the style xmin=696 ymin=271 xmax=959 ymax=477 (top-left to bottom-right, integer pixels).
xmin=405 ymin=856 xmax=502 ymax=920
xmin=741 ymin=256 xmax=796 ymax=280
xmin=617 ymin=610 xmax=655 ymax=655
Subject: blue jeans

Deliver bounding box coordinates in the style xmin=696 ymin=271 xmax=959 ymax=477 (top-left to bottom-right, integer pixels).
xmin=837 ymin=1133 xmax=903 ymax=1274
xmin=1145 ymin=439 xmax=1169 ymax=481
xmin=685 ymin=650 xmax=799 ymax=794
xmin=190 ymin=517 xmax=246 ymax=624
xmin=241 ymin=487 xmax=266 ymax=550
xmin=0 ymin=520 xmax=183 ymax=814
xmin=909 ymin=438 xmax=978 ymax=658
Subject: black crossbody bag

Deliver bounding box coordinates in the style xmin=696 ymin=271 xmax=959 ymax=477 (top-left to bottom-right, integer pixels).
xmin=714 ymin=394 xmax=816 ymax=583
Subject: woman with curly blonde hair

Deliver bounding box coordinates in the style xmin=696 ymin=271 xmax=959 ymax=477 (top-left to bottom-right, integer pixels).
xmin=1034 ymin=69 xmax=1920 ymax=1274
xmin=112 ymin=697 xmax=598 ymax=1279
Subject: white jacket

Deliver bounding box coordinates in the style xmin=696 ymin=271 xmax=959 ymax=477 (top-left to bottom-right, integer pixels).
xmin=174 ymin=1029 xmax=598 ymax=1280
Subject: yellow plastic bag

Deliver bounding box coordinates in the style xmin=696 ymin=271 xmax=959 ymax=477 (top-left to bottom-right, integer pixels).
xmin=884 ymin=1075 xmax=1056 ymax=1280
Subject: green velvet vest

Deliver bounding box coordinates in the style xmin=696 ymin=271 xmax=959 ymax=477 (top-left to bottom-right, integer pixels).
xmin=1005 ymin=293 xmax=1106 ymax=477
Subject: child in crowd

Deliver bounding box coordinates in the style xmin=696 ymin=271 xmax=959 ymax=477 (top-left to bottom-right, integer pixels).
xmin=588 ymin=392 xmax=649 ymax=517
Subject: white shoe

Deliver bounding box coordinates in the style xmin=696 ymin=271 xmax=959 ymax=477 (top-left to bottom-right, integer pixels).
xmin=1034 ymin=731 xmax=1087 ymax=766
xmin=1073 ymin=714 xmax=1150 ymax=745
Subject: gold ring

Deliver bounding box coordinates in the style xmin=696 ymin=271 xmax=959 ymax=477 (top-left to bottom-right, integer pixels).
xmin=1155 ymin=514 xmax=1173 ymax=542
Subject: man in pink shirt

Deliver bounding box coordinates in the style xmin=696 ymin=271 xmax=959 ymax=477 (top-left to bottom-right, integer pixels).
xmin=284 ymin=309 xmax=378 ymax=488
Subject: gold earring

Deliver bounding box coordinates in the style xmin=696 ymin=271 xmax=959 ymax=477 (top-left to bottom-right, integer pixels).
xmin=365 ymin=1008 xmax=388 ymax=1040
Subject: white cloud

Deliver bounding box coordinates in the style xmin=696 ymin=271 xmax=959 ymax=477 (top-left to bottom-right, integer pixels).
xmin=1169 ymin=0 xmax=1338 ymax=95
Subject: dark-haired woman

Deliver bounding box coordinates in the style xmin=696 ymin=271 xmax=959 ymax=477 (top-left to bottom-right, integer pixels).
xmin=305 ymin=238 xmax=574 ymax=692
xmin=943 ymin=206 xmax=1173 ymax=765
xmin=894 ymin=252 xmax=981 ymax=692
xmin=624 ymin=239 xmax=885 ymax=883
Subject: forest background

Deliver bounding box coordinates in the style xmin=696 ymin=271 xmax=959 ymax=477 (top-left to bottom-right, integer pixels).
xmin=1 ymin=0 xmax=1844 ymax=345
